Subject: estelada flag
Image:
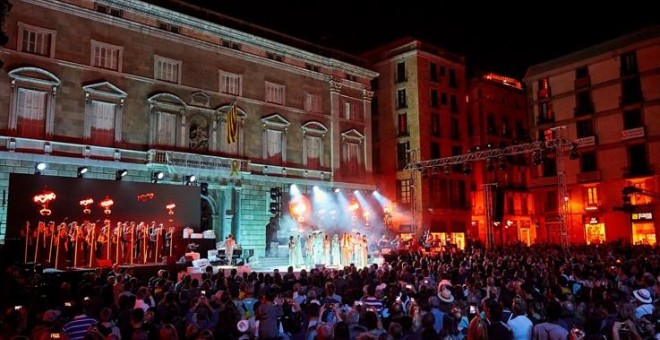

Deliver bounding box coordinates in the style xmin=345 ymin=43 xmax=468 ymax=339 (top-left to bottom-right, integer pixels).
xmin=226 ymin=101 xmax=238 ymax=144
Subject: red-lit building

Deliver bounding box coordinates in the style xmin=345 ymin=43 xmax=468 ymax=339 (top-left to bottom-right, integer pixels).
xmin=467 ymin=73 xmax=534 ymax=246
xmin=364 ymin=39 xmax=471 ymax=248
xmin=524 ymin=26 xmax=660 ymax=245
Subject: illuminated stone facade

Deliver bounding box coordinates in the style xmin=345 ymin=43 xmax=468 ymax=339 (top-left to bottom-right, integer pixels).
xmin=0 ymin=0 xmax=377 ymax=257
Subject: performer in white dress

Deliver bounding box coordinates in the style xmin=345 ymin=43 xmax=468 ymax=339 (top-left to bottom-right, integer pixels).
xmin=288 ymin=236 xmax=297 ymax=268
xmin=361 ymin=235 xmax=368 ymax=268
xmin=305 ymin=234 xmax=313 ymax=267
xmin=323 ymin=234 xmax=330 ymax=265
xmin=313 ymin=231 xmax=323 ymax=265
xmin=295 ymin=235 xmax=303 ymax=268
xmin=341 ymin=233 xmax=351 ymax=267
xmin=353 ymin=232 xmax=361 ymax=267
xmin=331 ymin=234 xmax=340 ymax=266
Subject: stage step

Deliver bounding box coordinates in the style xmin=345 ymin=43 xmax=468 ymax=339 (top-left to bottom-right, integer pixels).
xmin=250 ymin=256 xmax=290 ymax=271
xmin=264 ymin=243 xmax=290 ymax=258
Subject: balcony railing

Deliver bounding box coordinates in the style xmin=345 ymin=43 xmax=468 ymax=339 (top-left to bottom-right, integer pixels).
xmin=620 ymin=93 xmax=643 ymax=106
xmin=574 ymin=104 xmax=594 ymax=116
xmin=574 ymin=76 xmax=591 ymax=89
xmin=623 ymin=165 xmax=654 ymax=179
xmin=577 ymin=170 xmax=601 ymax=183
xmin=528 ymin=175 xmax=558 ymax=188
xmin=537 ymin=116 xmax=555 ymax=125
xmin=1 ymin=135 xmax=147 ymax=162
xmin=504 ymin=183 xmax=528 ymax=191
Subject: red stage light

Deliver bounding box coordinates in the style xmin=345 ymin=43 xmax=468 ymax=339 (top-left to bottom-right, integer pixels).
xmin=288 ymin=194 xmax=311 ymax=221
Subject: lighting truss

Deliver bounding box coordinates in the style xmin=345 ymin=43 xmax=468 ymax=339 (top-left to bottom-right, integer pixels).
xmin=404 ymin=135 xmax=578 ymax=250
xmin=403 ymin=138 xmax=576 ymax=171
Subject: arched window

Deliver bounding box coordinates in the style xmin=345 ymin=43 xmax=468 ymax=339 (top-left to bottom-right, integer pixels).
xmin=302 ymin=121 xmax=328 ymax=169
xmin=341 ymin=129 xmax=365 ymax=176
xmin=8 ymin=67 xmax=61 ymax=139
xmin=148 ymin=93 xmax=186 ymax=148
xmin=83 ymin=81 xmax=127 ymax=146
xmin=218 ymin=103 xmax=247 ymax=156
xmin=261 ymin=113 xmax=290 ymax=165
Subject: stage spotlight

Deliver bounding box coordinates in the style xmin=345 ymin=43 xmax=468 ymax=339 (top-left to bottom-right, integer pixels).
xmin=200 ymin=182 xmax=209 ymax=195
xmin=443 ymin=165 xmax=451 ymax=176
xmin=270 ymin=187 xmax=282 ymax=200
xmin=77 ymin=166 xmax=88 ymax=178
xmin=486 ymin=158 xmax=495 ymax=172
xmin=152 ymin=171 xmax=164 ymax=183
xmin=498 ymin=157 xmax=507 ymax=170
xmin=462 ymin=162 xmax=471 ymax=175
xmin=185 ymin=175 xmax=196 ymax=185
xmin=334 ymin=188 xmax=341 ymax=193
xmin=35 ymin=162 xmax=47 ymax=175
xmin=569 ymin=144 xmax=580 ymax=160
xmin=115 ymin=169 xmax=127 ymax=180
xmin=532 ymin=150 xmax=544 ymax=165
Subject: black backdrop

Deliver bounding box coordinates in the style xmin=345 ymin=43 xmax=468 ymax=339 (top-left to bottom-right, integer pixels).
xmin=5 ymin=173 xmax=201 ymax=240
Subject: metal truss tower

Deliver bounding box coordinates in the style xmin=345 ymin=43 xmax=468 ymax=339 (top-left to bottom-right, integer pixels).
xmin=404 ymin=133 xmax=577 ymax=250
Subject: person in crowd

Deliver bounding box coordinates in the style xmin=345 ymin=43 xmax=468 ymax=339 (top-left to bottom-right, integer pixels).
xmin=256 ymin=290 xmax=283 ymax=340
xmin=507 ymin=297 xmax=533 ymax=340
xmin=532 ymin=300 xmax=568 ymax=340
xmin=62 ymin=300 xmax=98 ymax=340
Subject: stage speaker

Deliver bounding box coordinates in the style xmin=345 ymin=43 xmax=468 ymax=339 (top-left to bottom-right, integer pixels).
xmin=97 ymin=259 xmax=113 ymax=268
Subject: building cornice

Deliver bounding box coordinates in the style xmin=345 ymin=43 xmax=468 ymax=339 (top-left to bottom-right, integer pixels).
xmin=47 ymin=0 xmax=377 ymax=79
xmin=0 ymin=47 xmax=328 ymax=116
xmin=525 ymin=25 xmax=660 ymax=81
xmin=370 ymin=49 xmax=466 ymax=69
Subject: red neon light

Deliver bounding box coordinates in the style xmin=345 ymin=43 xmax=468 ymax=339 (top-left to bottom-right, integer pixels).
xmin=34 ymin=190 xmax=56 ymax=216
xmin=79 ymin=198 xmax=94 ymax=215
xmin=137 ymin=193 xmax=155 ymax=202
xmin=33 ymin=191 xmax=56 ymax=204
xmin=100 ymin=199 xmax=114 ymax=208
xmin=100 ymin=196 xmax=114 ymax=215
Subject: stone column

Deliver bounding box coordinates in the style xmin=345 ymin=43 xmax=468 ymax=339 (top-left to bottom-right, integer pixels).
xmin=220 ymin=185 xmax=231 ymax=239
xmin=329 ymin=79 xmax=342 ymax=178
xmin=233 ymin=185 xmax=243 ymax=244
xmin=362 ymin=89 xmax=374 ymax=173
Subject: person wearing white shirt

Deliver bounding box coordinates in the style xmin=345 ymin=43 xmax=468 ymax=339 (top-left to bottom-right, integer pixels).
xmin=508 ymin=298 xmax=533 ymax=340
xmin=134 ymin=286 xmax=155 ymax=312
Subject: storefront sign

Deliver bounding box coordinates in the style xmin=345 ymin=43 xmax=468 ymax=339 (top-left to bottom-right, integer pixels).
xmin=583 ymin=216 xmax=599 ymax=224
xmin=632 ymin=212 xmax=653 ymax=221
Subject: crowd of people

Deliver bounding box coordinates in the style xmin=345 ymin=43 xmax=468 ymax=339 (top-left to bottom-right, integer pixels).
xmin=0 ymin=240 xmax=658 ymax=340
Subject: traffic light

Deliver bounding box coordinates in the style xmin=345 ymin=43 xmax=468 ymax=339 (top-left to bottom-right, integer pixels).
xmin=269 ymin=187 xmax=282 ymax=215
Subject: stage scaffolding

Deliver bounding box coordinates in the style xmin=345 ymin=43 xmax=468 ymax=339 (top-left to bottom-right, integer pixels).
xmin=404 ymin=129 xmax=577 ymax=250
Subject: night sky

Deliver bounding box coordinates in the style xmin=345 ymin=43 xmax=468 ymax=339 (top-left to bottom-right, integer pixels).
xmin=182 ymin=1 xmax=660 ymax=79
